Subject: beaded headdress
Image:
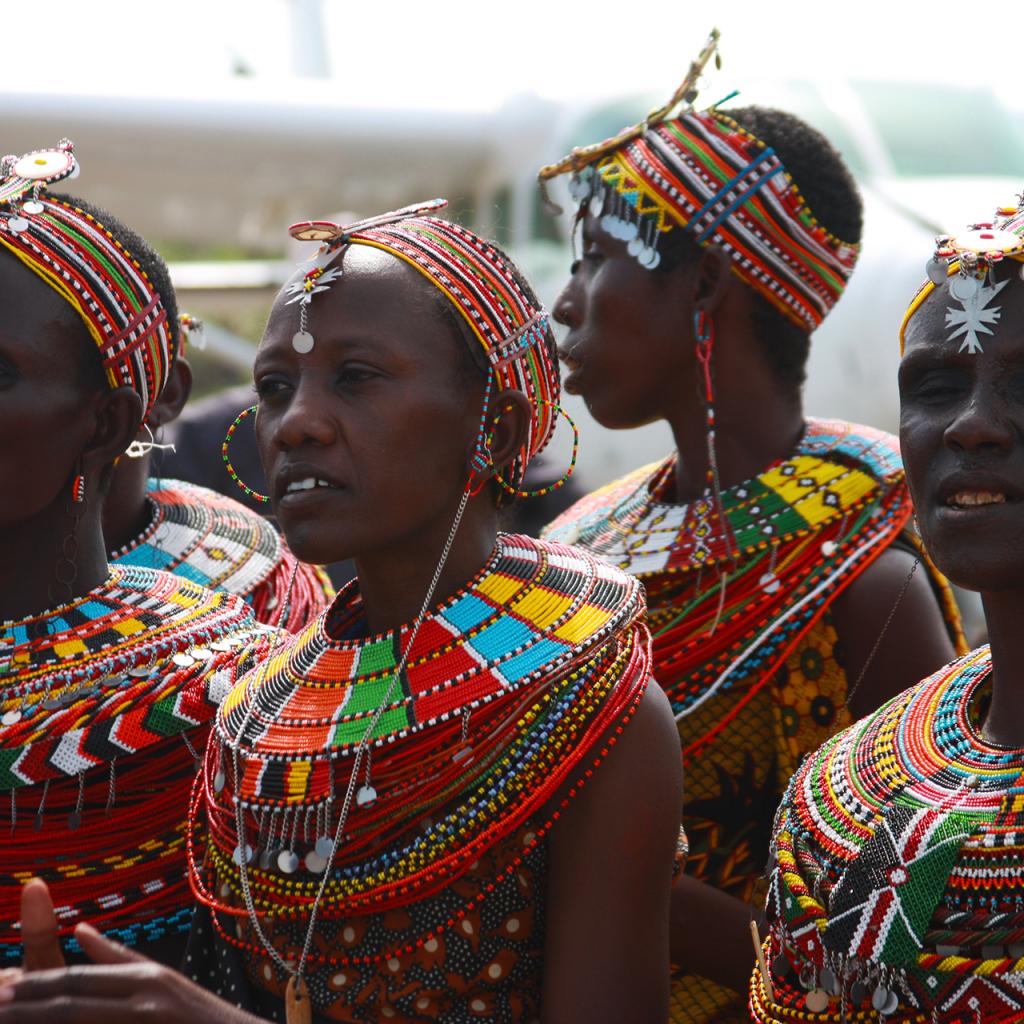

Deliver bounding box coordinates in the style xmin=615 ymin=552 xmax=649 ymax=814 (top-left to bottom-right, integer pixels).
xmin=537 ymin=30 xmax=860 ymax=332
xmin=899 ymin=194 xmax=1024 ymax=355
xmin=285 ymin=200 xmax=567 ymax=496
xmin=0 ymin=140 xmax=176 ymax=424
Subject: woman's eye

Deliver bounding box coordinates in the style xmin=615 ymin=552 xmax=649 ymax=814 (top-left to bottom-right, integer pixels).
xmin=338 ymin=366 xmax=380 ymax=386
xmin=254 ymin=377 xmax=289 ymax=399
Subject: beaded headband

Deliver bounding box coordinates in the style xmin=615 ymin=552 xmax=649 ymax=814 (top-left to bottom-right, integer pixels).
xmin=899 ymin=195 xmax=1024 ymax=355
xmin=0 ymin=140 xmax=175 ymax=424
xmin=537 ymin=30 xmax=860 ymax=332
xmin=285 ymin=201 xmax=563 ymax=491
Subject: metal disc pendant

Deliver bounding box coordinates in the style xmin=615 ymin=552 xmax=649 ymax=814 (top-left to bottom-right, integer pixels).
xmin=258 ymin=847 xmax=277 ymax=870
xmin=232 ymin=843 xmax=253 ymax=866
xmin=314 ymin=835 xmax=334 ymax=859
xmin=871 ymin=985 xmax=892 ymax=1012
xmin=7 ymin=217 xmax=29 ymax=233
xmin=285 ymin=975 xmax=313 ymax=1024
xmin=759 ymin=572 xmax=781 ymax=594
xmin=1 ymin=710 xmax=21 ymax=727
xmin=950 ymin=274 xmax=980 ymax=301
xmin=292 ymin=331 xmax=314 ymax=354
xmin=356 ymin=784 xmax=377 ymax=808
xmin=804 ymin=988 xmax=829 ymax=1012
xmin=67 ymin=810 xmax=82 ymax=831
xmin=850 ymin=979 xmax=868 ymax=1004
xmin=925 ymin=257 xmax=948 ymax=284
xmin=821 ymin=540 xmax=838 ymax=557
xmin=819 ymin=967 xmax=838 ymax=995
xmin=22 ymin=200 xmax=44 ymax=215
xmin=213 ymin=770 xmax=226 ymax=793
xmin=172 ymin=653 xmax=195 ymax=668
xmin=881 ymin=990 xmax=899 ymax=1015
xmin=277 ymin=849 xmax=300 ymax=874
xmin=304 ymin=850 xmax=327 ymax=874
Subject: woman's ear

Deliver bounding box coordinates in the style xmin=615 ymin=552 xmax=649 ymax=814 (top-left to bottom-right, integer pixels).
xmin=147 ymin=358 xmax=193 ymax=429
xmin=691 ymin=244 xmax=733 ymax=314
xmin=80 ymin=386 xmax=144 ymax=480
xmin=482 ymin=389 xmax=532 ymax=481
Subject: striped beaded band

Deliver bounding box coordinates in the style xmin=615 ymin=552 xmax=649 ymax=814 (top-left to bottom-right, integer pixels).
xmin=0 ymin=140 xmax=174 ymax=423
xmin=287 ymin=203 xmax=560 ymax=490
xmin=537 ymin=35 xmax=859 ymax=331
xmin=899 ymin=197 xmax=1024 ymax=355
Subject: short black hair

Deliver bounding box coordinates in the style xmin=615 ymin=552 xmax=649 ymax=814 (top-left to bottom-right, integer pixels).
xmin=49 ymin=192 xmax=181 ymax=388
xmin=658 ymin=106 xmax=863 ymax=390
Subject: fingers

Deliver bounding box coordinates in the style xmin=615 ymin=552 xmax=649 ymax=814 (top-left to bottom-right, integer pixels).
xmin=73 ymin=924 xmax=147 ymax=966
xmin=20 ymin=879 xmax=65 ymax=971
xmin=0 ymin=963 xmax=163 ymax=1002
xmin=0 ymin=994 xmax=138 ymax=1023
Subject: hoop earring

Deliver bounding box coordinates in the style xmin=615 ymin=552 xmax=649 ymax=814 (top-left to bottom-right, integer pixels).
xmin=222 ymin=405 xmax=270 ymax=504
xmin=491 ymin=400 xmax=580 ymax=499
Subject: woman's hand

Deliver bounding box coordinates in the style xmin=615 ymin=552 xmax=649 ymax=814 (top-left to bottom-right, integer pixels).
xmin=0 ymin=880 xmax=265 ymax=1023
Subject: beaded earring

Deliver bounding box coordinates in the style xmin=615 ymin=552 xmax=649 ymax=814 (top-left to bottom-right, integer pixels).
xmin=465 ymin=374 xmax=496 ymax=497
xmin=488 ymin=400 xmax=580 ymax=500
xmin=221 ymin=405 xmax=270 ymax=504
xmin=71 ymin=473 xmax=86 ymax=504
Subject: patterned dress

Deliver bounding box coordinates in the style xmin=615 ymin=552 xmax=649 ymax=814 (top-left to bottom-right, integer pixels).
xmin=544 ymin=419 xmax=965 ymax=1022
xmin=110 ymin=479 xmax=333 ymax=631
xmin=753 ymin=648 xmax=1024 ymax=1023
xmin=0 ymin=566 xmax=277 ymax=964
xmin=186 ymin=534 xmax=655 ymax=1021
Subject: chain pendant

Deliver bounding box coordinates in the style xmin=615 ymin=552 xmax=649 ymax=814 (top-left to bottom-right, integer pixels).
xmin=286 ymin=975 xmax=312 ymax=1024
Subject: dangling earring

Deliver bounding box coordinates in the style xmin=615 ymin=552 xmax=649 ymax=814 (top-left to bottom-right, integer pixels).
xmin=465 ymin=374 xmax=496 ymax=497
xmin=222 ymin=405 xmax=270 ymax=504
xmin=49 ymin=462 xmax=86 ymax=606
xmin=125 ymin=423 xmax=176 ymax=459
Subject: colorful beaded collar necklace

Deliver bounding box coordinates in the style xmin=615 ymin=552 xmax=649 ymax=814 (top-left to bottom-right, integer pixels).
xmin=190 ymin=534 xmax=649 ymax=972
xmin=545 ymin=420 xmax=913 ymax=751
xmin=757 ymin=648 xmax=1024 ymax=1022
xmin=0 ymin=564 xmax=272 ymax=961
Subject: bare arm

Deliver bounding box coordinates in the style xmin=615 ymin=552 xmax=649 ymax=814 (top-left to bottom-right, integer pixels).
xmin=669 ymin=875 xmax=762 ymax=994
xmin=830 ymin=543 xmax=956 ymax=720
xmin=541 ymin=683 xmax=683 ymax=1024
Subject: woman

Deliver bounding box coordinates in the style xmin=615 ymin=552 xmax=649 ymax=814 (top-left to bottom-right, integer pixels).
xmin=0 ymin=141 xmax=273 ymax=966
xmin=537 ymin=32 xmax=963 ymax=1021
xmin=747 ymin=202 xmax=1024 ymax=1021
xmin=0 ymin=203 xmax=683 ymax=1023
xmin=102 ymin=320 xmax=334 ymax=631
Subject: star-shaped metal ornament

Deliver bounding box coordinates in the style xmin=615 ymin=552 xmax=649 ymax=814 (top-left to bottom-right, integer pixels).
xmin=945 ymin=275 xmax=1009 ymax=354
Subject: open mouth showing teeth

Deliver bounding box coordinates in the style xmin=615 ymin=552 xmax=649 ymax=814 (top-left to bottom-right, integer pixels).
xmin=947 ymin=491 xmax=1007 ymax=508
xmin=285 ymin=478 xmax=335 ymax=494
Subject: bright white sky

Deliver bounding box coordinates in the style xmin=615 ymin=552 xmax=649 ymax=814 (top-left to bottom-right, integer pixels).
xmin=2 ymin=0 xmax=1022 ymax=111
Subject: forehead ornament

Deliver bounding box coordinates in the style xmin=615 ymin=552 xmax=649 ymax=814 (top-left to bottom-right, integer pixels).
xmin=284 ymin=199 xmax=447 ymax=353
xmin=922 ymin=200 xmax=1024 ymax=355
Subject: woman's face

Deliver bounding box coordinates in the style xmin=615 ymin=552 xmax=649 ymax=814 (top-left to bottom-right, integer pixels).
xmin=899 ymin=267 xmax=1024 ymax=592
xmin=254 ymin=247 xmax=486 ymax=566
xmin=552 ymin=214 xmax=693 ymax=429
xmin=0 ymin=255 xmax=104 ymax=531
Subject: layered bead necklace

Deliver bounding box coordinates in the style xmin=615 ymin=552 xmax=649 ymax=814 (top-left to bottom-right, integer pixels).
xmin=109 ymin=478 xmax=331 ymax=631
xmin=0 ymin=564 xmax=275 ymax=960
xmin=755 ymin=648 xmax=1024 ymax=1022
xmin=190 ymin=534 xmax=650 ymax=1020
xmin=545 ymin=419 xmax=923 ymax=761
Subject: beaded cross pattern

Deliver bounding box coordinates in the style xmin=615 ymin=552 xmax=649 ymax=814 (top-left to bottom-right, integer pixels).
xmin=755 ymin=647 xmax=1024 ymax=1022
xmin=544 ymin=419 xmax=912 ymax=737
xmin=190 ymin=535 xmax=651 ymax=961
